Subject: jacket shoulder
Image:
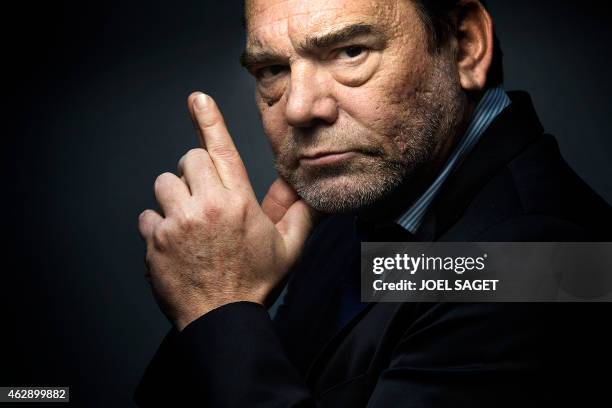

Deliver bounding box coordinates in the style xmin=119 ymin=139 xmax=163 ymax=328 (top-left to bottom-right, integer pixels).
xmin=442 ymin=134 xmax=612 ymax=241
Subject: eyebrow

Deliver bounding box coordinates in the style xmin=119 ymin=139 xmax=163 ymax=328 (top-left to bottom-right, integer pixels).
xmin=301 ymin=23 xmax=377 ymax=50
xmin=240 ymin=23 xmax=380 ymax=70
xmin=240 ymin=49 xmax=283 ymax=70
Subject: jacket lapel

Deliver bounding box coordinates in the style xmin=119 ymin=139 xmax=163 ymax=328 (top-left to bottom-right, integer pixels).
xmin=302 ymin=91 xmax=547 ymax=386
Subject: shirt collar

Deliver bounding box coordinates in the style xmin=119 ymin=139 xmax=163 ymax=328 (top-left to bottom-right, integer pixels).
xmin=396 ymin=86 xmax=512 ymax=234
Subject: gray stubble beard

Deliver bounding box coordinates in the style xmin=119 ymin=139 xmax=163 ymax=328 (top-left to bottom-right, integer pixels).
xmin=275 ymin=60 xmax=467 ymax=214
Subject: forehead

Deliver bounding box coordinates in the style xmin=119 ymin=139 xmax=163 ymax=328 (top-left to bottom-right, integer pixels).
xmin=246 ymin=0 xmax=401 ymax=48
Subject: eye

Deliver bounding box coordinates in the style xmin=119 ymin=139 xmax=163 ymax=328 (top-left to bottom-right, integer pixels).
xmin=338 ymin=46 xmax=368 ymax=60
xmin=256 ymin=64 xmax=288 ymax=80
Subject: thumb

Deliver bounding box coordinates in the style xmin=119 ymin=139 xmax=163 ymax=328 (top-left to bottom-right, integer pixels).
xmin=262 ymin=178 xmax=300 ymax=224
xmin=276 ymin=199 xmax=321 ymax=262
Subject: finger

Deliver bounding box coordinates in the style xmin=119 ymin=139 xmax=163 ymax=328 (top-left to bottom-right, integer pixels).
xmin=187 ymin=92 xmax=251 ymax=191
xmin=138 ymin=209 xmax=163 ymax=242
xmin=276 ymin=200 xmax=321 ymax=263
xmin=262 ymin=178 xmax=300 ymax=224
xmin=177 ymin=148 xmax=221 ymax=196
xmin=143 ymin=254 xmax=152 ymax=283
xmin=154 ymin=172 xmax=190 ymax=217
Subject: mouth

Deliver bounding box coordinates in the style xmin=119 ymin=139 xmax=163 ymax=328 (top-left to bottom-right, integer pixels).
xmin=298 ymin=151 xmax=357 ymax=167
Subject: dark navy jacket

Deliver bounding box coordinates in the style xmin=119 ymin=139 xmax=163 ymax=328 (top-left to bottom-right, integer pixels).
xmin=135 ymin=92 xmax=612 ymax=407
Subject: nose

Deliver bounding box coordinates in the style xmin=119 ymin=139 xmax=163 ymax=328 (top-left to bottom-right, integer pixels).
xmin=284 ymin=61 xmax=339 ymax=128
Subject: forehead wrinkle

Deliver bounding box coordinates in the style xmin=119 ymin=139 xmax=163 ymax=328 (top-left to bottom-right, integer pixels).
xmin=246 ymin=0 xmax=288 ymax=22
xmin=246 ymin=19 xmax=291 ymax=62
xmin=248 ymin=14 xmax=288 ymax=36
xmin=247 ymin=0 xmax=330 ymax=34
xmin=248 ymin=7 xmax=348 ymax=37
xmin=247 ymin=0 xmax=400 ymax=61
xmin=285 ymin=2 xmax=394 ymax=42
xmin=247 ymin=8 xmax=348 ymax=61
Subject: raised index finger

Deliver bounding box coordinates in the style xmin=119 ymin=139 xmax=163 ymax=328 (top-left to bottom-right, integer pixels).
xmin=188 ymin=92 xmax=251 ymax=191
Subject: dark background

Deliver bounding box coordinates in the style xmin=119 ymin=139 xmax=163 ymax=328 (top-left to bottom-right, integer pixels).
xmin=3 ymin=1 xmax=612 ymax=406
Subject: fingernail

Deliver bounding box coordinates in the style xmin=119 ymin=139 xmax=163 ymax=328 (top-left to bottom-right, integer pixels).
xmin=194 ymin=93 xmax=209 ymax=112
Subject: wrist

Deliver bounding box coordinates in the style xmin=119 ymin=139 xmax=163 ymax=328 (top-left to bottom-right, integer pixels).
xmin=175 ymin=298 xmax=265 ymax=332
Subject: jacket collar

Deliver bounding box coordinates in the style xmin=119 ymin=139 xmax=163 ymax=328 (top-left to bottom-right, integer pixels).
xmin=430 ymin=91 xmax=544 ymax=238
xmin=355 ymin=91 xmax=544 ymax=241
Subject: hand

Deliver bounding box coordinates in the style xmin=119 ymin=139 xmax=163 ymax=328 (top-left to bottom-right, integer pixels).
xmin=138 ymin=92 xmax=318 ymax=331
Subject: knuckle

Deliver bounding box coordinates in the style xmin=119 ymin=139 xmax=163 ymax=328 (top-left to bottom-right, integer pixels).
xmin=179 ymin=149 xmax=209 ymax=175
xmin=203 ymin=204 xmax=222 ymax=223
xmin=138 ymin=210 xmax=148 ymax=225
xmin=232 ymin=194 xmax=250 ymax=211
xmin=185 ymin=148 xmax=207 ymax=162
xmin=152 ymin=222 xmax=172 ymax=250
xmin=197 ymin=106 xmax=221 ymax=129
xmin=138 ymin=217 xmax=148 ymax=236
xmin=154 ymin=172 xmax=174 ymax=191
xmin=209 ymin=144 xmax=238 ymax=160
xmin=229 ymin=195 xmax=252 ymax=222
xmin=156 ymin=172 xmax=174 ymax=183
xmin=176 ymin=209 xmax=201 ymax=231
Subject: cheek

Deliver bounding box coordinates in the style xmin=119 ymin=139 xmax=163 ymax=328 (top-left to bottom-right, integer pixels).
xmin=336 ymin=53 xmax=431 ymax=135
xmin=257 ymin=96 xmax=289 ymax=156
xmin=336 ymin=80 xmax=404 ymax=136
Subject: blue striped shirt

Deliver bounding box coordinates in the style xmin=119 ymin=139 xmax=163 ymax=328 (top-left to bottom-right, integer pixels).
xmin=396 ymin=86 xmax=511 ymax=234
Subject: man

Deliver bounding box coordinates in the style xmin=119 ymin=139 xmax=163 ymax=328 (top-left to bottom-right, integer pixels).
xmin=136 ymin=0 xmax=612 ymax=406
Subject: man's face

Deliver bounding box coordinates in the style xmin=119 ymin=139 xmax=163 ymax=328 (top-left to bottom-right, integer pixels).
xmin=243 ymin=0 xmax=467 ymax=213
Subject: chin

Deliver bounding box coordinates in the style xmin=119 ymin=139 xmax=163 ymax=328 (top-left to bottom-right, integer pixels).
xmin=295 ymin=172 xmax=401 ymax=214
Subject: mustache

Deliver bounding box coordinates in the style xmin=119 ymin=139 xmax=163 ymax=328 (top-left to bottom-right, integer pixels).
xmin=282 ymin=127 xmax=385 ymax=159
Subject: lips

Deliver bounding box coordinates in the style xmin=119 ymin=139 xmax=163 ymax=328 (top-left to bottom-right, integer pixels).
xmin=299 ymin=151 xmax=357 ymax=166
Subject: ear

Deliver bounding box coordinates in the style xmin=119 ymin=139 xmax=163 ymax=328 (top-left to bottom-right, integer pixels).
xmin=454 ymin=1 xmax=494 ymax=92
